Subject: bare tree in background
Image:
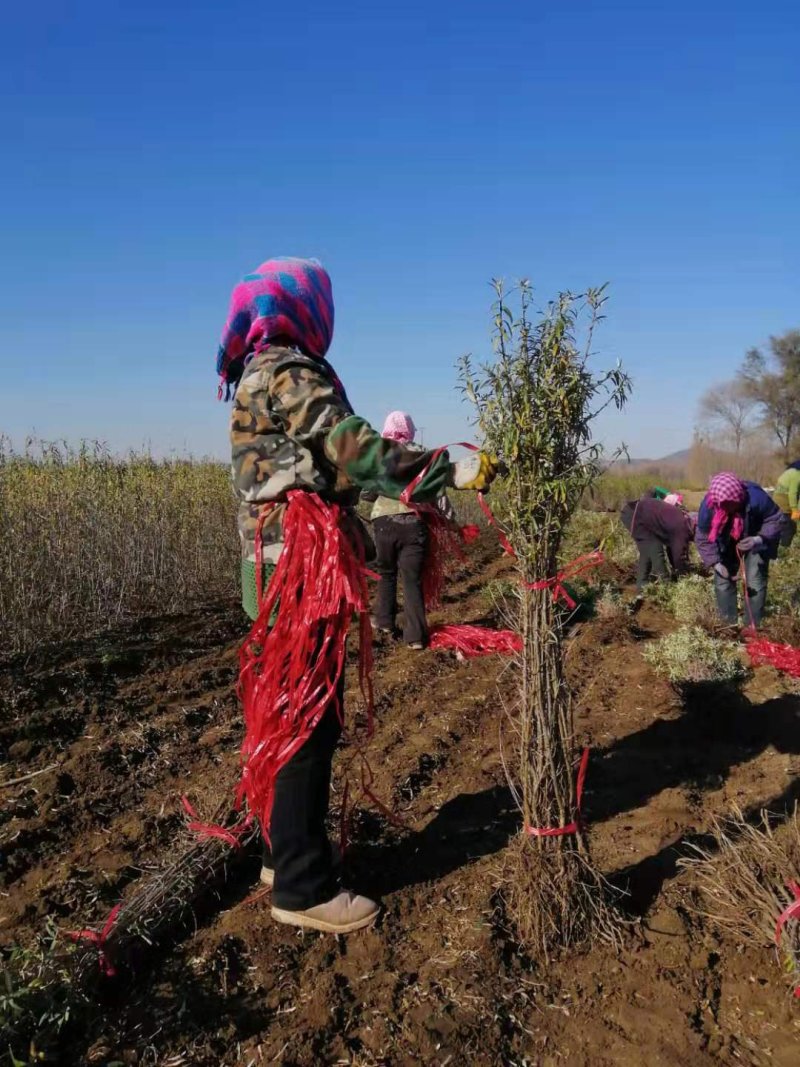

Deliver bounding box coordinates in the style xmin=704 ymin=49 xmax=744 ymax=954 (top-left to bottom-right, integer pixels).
xmin=697 ymin=381 xmax=756 ymax=454
xmin=738 ymin=330 xmax=800 ymax=464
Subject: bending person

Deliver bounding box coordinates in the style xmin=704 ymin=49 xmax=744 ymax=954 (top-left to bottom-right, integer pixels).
xmin=695 ymin=472 xmax=784 ymax=627
xmin=620 ymin=492 xmax=692 ymax=595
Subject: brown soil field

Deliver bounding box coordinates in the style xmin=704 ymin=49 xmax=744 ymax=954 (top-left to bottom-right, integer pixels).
xmin=2 ymin=531 xmax=800 ymax=1065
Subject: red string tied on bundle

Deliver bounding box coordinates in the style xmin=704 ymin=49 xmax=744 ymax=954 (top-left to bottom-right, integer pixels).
xmin=774 ymin=881 xmax=800 ymax=997
xmin=68 ymin=903 xmax=121 ymax=977
xmin=525 ymin=747 xmax=590 ymax=838
xmin=180 ymin=796 xmax=251 ymax=849
xmin=238 ymin=491 xmax=375 ymax=842
xmin=525 ymin=551 xmax=605 ymax=611
xmin=429 ymin=624 xmax=522 ymax=658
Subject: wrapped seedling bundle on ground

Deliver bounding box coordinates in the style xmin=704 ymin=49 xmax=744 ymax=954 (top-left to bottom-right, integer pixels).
xmin=681 ymin=807 xmax=800 ymax=996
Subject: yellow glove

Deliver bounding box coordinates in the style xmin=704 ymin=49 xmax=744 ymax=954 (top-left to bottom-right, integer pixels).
xmin=792 ymin=510 xmax=800 ymax=522
xmin=450 ymin=452 xmax=499 ymax=491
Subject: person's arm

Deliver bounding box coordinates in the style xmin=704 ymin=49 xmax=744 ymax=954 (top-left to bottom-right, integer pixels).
xmin=756 ymin=492 xmax=784 ymax=548
xmin=789 ymin=470 xmax=800 ymax=512
xmin=271 ymin=363 xmax=451 ymax=501
xmin=667 ymin=513 xmax=692 ymax=575
xmin=694 ymin=500 xmax=719 ymax=569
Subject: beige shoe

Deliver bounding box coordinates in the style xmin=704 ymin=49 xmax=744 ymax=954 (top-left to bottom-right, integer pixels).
xmin=260 ymin=865 xmax=274 ymax=887
xmin=271 ymin=891 xmax=379 ymax=933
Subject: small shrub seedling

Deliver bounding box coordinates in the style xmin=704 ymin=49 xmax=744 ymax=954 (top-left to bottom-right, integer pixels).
xmin=642 ymin=626 xmax=748 ymax=685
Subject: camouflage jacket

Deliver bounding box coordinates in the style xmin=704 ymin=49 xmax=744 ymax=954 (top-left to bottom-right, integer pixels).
xmin=368 ymin=443 xmax=456 ymax=522
xmin=231 ymin=346 xmax=452 ymax=562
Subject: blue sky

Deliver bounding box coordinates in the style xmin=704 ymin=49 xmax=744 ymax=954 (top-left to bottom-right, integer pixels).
xmin=0 ymin=0 xmax=797 ymax=460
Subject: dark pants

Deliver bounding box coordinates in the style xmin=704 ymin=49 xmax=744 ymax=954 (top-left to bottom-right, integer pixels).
xmin=265 ymin=695 xmax=342 ymax=911
xmin=714 ymin=552 xmax=769 ymax=626
xmin=635 ymin=538 xmax=668 ymax=593
xmin=374 ymin=515 xmax=428 ymax=645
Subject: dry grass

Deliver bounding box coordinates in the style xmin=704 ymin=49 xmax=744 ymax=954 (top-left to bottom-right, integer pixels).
xmin=594 ymin=584 xmax=627 ymax=619
xmin=643 ymin=573 xmax=717 ymax=626
xmin=0 ymin=438 xmax=238 ymax=655
xmin=561 ymin=509 xmax=638 ymax=571
xmin=586 ymin=472 xmax=661 ymax=511
xmin=680 ymin=807 xmax=800 ymax=994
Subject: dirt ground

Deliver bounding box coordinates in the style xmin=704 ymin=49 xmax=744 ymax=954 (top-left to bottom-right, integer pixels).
xmin=2 ymin=531 xmax=800 ymax=1065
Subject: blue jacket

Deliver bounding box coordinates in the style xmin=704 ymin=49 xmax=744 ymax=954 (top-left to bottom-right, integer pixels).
xmin=695 ymin=481 xmax=784 ymax=567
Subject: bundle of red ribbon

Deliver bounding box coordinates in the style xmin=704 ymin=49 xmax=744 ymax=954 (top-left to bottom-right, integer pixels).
xmin=746 ymin=637 xmax=800 ymax=678
xmin=429 ymin=623 xmax=522 ymax=658
xmin=238 ymin=491 xmax=374 ymax=839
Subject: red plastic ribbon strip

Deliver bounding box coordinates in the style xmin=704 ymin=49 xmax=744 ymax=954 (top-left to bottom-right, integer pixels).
xmin=429 ymin=624 xmax=522 ymax=658
xmin=239 ymin=493 xmax=375 ymax=841
xmin=398 ymin=439 xmax=516 ymax=564
xmin=525 ymin=747 xmax=590 ymax=838
xmin=746 ymin=637 xmax=800 ymax=678
xmin=68 ymin=903 xmax=121 ymax=977
xmin=338 ymin=749 xmax=405 ymax=855
xmin=419 ymin=506 xmax=468 ymax=610
xmin=774 ymin=880 xmax=800 ymax=997
xmin=477 ymin=492 xmax=516 ymax=557
xmin=525 ymin=551 xmax=605 ymax=610
xmin=399 ymin=441 xmax=477 ymax=507
xmin=181 ymin=796 xmax=250 ymax=849
xmin=398 ymin=442 xmax=483 ymax=610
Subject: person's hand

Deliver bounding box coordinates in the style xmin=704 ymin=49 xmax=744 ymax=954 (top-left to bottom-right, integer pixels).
xmin=791 ymin=509 xmax=800 ymax=522
xmin=738 ymin=535 xmax=763 ymax=553
xmin=450 ymin=453 xmax=499 ymax=491
xmin=713 ymin=562 xmax=731 ymax=580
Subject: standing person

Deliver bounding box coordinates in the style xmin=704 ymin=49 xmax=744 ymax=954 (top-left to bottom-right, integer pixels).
xmin=369 ymin=411 xmax=454 ymax=650
xmin=695 ymin=472 xmax=785 ymax=627
xmin=220 ymin=257 xmax=498 ymax=934
xmin=773 ymin=459 xmax=800 ymax=547
xmin=620 ymin=492 xmax=693 ymax=595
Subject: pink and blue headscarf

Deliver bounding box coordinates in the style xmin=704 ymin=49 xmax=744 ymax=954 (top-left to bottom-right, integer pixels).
xmin=216 ymin=257 xmax=334 ymax=396
xmin=707 ymin=472 xmax=747 ymax=543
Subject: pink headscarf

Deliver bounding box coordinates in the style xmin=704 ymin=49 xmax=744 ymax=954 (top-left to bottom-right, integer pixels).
xmin=382 ymin=411 xmax=416 ymax=443
xmin=707 ymin=472 xmax=747 ymax=543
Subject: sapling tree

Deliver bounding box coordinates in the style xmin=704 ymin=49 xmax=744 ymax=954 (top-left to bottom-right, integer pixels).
xmin=460 ymin=280 xmax=629 ymax=955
